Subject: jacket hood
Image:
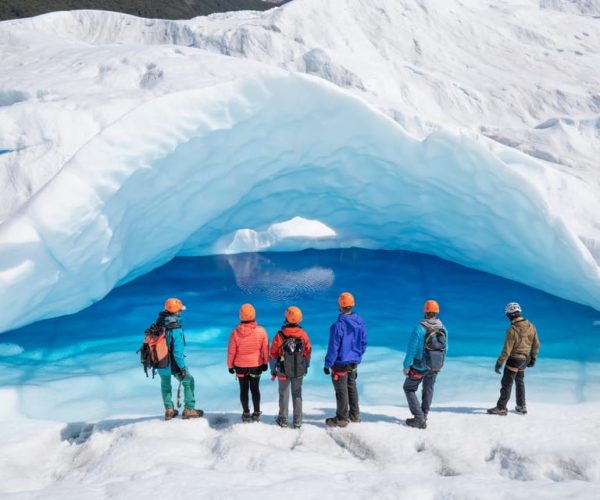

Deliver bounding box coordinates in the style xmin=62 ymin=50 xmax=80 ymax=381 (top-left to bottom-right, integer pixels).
xmin=338 ymin=313 xmax=365 ymax=329
xmin=280 ymin=325 xmax=305 ymax=338
xmin=420 ymin=318 xmax=443 ymax=330
xmin=235 ymin=321 xmax=259 ymax=337
xmin=510 ymin=317 xmax=531 ymax=333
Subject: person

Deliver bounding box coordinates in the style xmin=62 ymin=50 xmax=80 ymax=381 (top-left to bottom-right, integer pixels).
xmin=323 ymin=292 xmax=368 ymax=427
xmin=402 ymin=299 xmax=448 ymax=429
xmin=157 ymin=298 xmax=203 ymax=420
xmin=227 ymin=303 xmax=269 ymax=422
xmin=269 ymin=306 xmax=312 ymax=429
xmin=487 ymin=302 xmax=541 ymax=416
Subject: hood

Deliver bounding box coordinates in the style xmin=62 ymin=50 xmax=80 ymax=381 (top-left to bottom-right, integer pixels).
xmin=281 ymin=325 xmax=305 ymax=338
xmin=338 ymin=313 xmax=365 ymax=329
xmin=235 ymin=321 xmax=258 ymax=337
xmin=510 ymin=317 xmax=531 ymax=333
xmin=419 ymin=318 xmax=443 ymax=330
xmin=157 ymin=310 xmax=182 ymax=328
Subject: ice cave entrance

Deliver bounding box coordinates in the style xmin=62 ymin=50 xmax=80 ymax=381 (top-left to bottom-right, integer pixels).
xmin=2 ymin=248 xmax=598 ymax=362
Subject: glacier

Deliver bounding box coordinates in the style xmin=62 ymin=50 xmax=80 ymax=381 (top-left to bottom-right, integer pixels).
xmin=1 ymin=1 xmax=600 ymax=335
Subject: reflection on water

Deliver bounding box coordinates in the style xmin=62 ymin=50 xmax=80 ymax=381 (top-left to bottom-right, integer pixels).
xmin=2 ymin=248 xmax=599 ymax=362
xmin=226 ymin=253 xmax=334 ymax=301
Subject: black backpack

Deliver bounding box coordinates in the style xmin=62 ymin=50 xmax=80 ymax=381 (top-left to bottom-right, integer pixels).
xmin=279 ymin=331 xmax=306 ymax=378
xmin=423 ymin=324 xmax=447 ymax=372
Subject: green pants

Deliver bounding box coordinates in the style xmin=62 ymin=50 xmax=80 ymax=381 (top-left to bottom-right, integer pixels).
xmin=161 ymin=372 xmax=195 ymax=410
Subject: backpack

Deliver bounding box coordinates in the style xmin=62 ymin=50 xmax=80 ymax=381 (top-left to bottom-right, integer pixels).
xmin=423 ymin=324 xmax=447 ymax=372
xmin=138 ymin=323 xmax=171 ymax=377
xmin=279 ymin=331 xmax=306 ymax=378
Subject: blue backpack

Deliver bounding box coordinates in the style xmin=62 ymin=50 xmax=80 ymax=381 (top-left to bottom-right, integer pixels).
xmin=423 ymin=324 xmax=447 ymax=372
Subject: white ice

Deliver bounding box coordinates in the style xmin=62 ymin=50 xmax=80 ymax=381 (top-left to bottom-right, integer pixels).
xmin=1 ymin=1 xmax=600 ymax=333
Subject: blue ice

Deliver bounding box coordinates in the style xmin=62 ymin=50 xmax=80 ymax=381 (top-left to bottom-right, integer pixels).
xmin=1 ymin=248 xmax=599 ymax=421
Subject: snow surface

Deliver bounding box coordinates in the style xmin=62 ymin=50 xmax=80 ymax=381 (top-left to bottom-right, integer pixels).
xmin=1 ymin=0 xmax=600 ymax=333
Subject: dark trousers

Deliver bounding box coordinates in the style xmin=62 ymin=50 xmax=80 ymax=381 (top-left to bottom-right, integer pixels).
xmin=497 ymin=367 xmax=526 ymax=409
xmin=238 ymin=376 xmax=261 ymax=413
xmin=278 ymin=377 xmax=303 ymax=425
xmin=332 ymin=369 xmax=359 ymax=421
xmin=403 ymin=370 xmax=438 ymax=421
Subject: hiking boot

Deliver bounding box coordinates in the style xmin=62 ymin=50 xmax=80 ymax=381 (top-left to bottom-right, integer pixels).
xmin=405 ymin=418 xmax=427 ymax=429
xmin=241 ymin=411 xmax=252 ymax=423
xmin=164 ymin=408 xmax=179 ymax=421
xmin=275 ymin=416 xmax=288 ymax=428
xmin=487 ymin=406 xmax=508 ymax=416
xmin=251 ymin=411 xmax=262 ymax=422
xmin=293 ymin=422 xmax=302 ymax=429
xmin=325 ymin=417 xmax=349 ymax=428
xmin=515 ymin=405 xmax=528 ymax=415
xmin=349 ymin=414 xmax=361 ymax=423
xmin=182 ymin=408 xmax=204 ymax=419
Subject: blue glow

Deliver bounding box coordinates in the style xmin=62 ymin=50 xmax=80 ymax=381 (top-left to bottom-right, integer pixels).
xmin=3 ymin=248 xmax=599 ymax=361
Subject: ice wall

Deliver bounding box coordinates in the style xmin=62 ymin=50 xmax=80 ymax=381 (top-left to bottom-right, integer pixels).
xmin=1 ymin=1 xmax=600 ymax=332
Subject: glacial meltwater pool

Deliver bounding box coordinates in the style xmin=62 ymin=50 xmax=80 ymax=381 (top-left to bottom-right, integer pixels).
xmin=1 ymin=248 xmax=599 ymax=420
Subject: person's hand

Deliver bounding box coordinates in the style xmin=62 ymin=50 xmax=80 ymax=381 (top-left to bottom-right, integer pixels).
xmin=403 ymin=368 xmax=410 ymax=376
xmin=228 ymin=367 xmax=235 ymax=374
xmin=527 ymin=357 xmax=536 ymax=368
xmin=495 ymin=361 xmax=502 ymax=374
xmin=180 ymin=369 xmax=187 ymax=380
xmin=261 ymin=363 xmax=268 ymax=372
xmin=271 ymin=370 xmax=277 ymax=378
xmin=323 ymin=367 xmax=330 ymax=375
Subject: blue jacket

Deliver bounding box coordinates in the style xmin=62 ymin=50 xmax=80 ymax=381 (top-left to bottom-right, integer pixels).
xmin=324 ymin=313 xmax=368 ymax=368
xmin=403 ymin=318 xmax=448 ymax=372
xmin=156 ymin=311 xmax=187 ymax=377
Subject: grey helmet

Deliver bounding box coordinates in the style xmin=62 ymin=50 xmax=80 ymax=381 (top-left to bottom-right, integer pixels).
xmin=504 ymin=302 xmax=522 ymax=315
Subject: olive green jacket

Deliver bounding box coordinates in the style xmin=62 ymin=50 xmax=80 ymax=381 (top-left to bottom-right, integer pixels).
xmin=497 ymin=317 xmax=540 ymax=364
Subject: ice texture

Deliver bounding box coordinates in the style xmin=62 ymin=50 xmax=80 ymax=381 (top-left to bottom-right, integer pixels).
xmin=1 ymin=0 xmax=600 ymax=335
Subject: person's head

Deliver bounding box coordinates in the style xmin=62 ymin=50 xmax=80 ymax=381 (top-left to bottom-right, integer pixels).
xmin=239 ymin=303 xmax=256 ymax=322
xmin=423 ymin=299 xmax=439 ymax=319
xmin=164 ymin=297 xmax=186 ymax=316
xmin=285 ymin=306 xmax=302 ymax=325
xmin=338 ymin=291 xmax=355 ymax=314
xmin=504 ymin=302 xmax=522 ymax=321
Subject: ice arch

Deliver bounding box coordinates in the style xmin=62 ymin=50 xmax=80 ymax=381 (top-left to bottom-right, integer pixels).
xmin=0 ymin=72 xmax=599 ymax=333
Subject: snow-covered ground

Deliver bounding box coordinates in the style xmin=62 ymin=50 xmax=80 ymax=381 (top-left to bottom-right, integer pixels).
xmin=1 ymin=0 xmax=600 ymax=334
xmin=2 ymin=401 xmax=600 ymax=499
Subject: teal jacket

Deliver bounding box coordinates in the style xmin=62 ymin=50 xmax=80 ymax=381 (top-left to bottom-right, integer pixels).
xmin=403 ymin=318 xmax=448 ymax=372
xmin=156 ymin=311 xmax=187 ymax=377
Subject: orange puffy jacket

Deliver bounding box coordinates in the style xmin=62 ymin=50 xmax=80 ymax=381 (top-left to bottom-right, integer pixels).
xmin=227 ymin=321 xmax=269 ymax=368
xmin=269 ymin=325 xmax=312 ymax=363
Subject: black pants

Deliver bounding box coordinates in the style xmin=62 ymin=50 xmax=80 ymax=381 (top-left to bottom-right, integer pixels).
xmin=497 ymin=366 xmax=526 ymax=409
xmin=238 ymin=376 xmax=261 ymax=413
xmin=332 ymin=366 xmax=359 ymax=421
xmin=403 ymin=370 xmax=438 ymax=421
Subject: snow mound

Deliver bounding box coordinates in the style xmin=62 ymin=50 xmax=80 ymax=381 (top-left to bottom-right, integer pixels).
xmin=1 ymin=1 xmax=600 ymax=332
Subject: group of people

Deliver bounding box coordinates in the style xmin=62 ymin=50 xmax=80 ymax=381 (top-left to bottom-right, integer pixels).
xmin=147 ymin=294 xmax=540 ymax=430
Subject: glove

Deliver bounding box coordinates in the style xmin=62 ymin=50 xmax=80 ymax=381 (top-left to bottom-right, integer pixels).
xmin=261 ymin=363 xmax=268 ymax=372
xmin=323 ymin=367 xmax=330 ymax=375
xmin=495 ymin=361 xmax=502 ymax=374
xmin=527 ymin=357 xmax=536 ymax=368
xmin=228 ymin=367 xmax=235 ymax=374
xmin=403 ymin=368 xmax=410 ymax=376
xmin=180 ymin=369 xmax=187 ymax=380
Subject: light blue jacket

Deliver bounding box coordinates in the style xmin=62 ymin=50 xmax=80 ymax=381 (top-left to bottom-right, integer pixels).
xmin=156 ymin=311 xmax=186 ymax=377
xmin=403 ymin=318 xmax=448 ymax=372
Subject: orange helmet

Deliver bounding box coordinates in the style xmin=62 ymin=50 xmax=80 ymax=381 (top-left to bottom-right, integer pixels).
xmin=285 ymin=306 xmax=303 ymax=324
xmin=423 ymin=299 xmax=440 ymax=314
xmin=165 ymin=297 xmax=186 ymax=313
xmin=338 ymin=292 xmax=355 ymax=308
xmin=240 ymin=303 xmax=256 ymax=322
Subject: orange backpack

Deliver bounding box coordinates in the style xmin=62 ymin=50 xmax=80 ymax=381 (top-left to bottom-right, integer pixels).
xmin=138 ymin=323 xmax=171 ymax=377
